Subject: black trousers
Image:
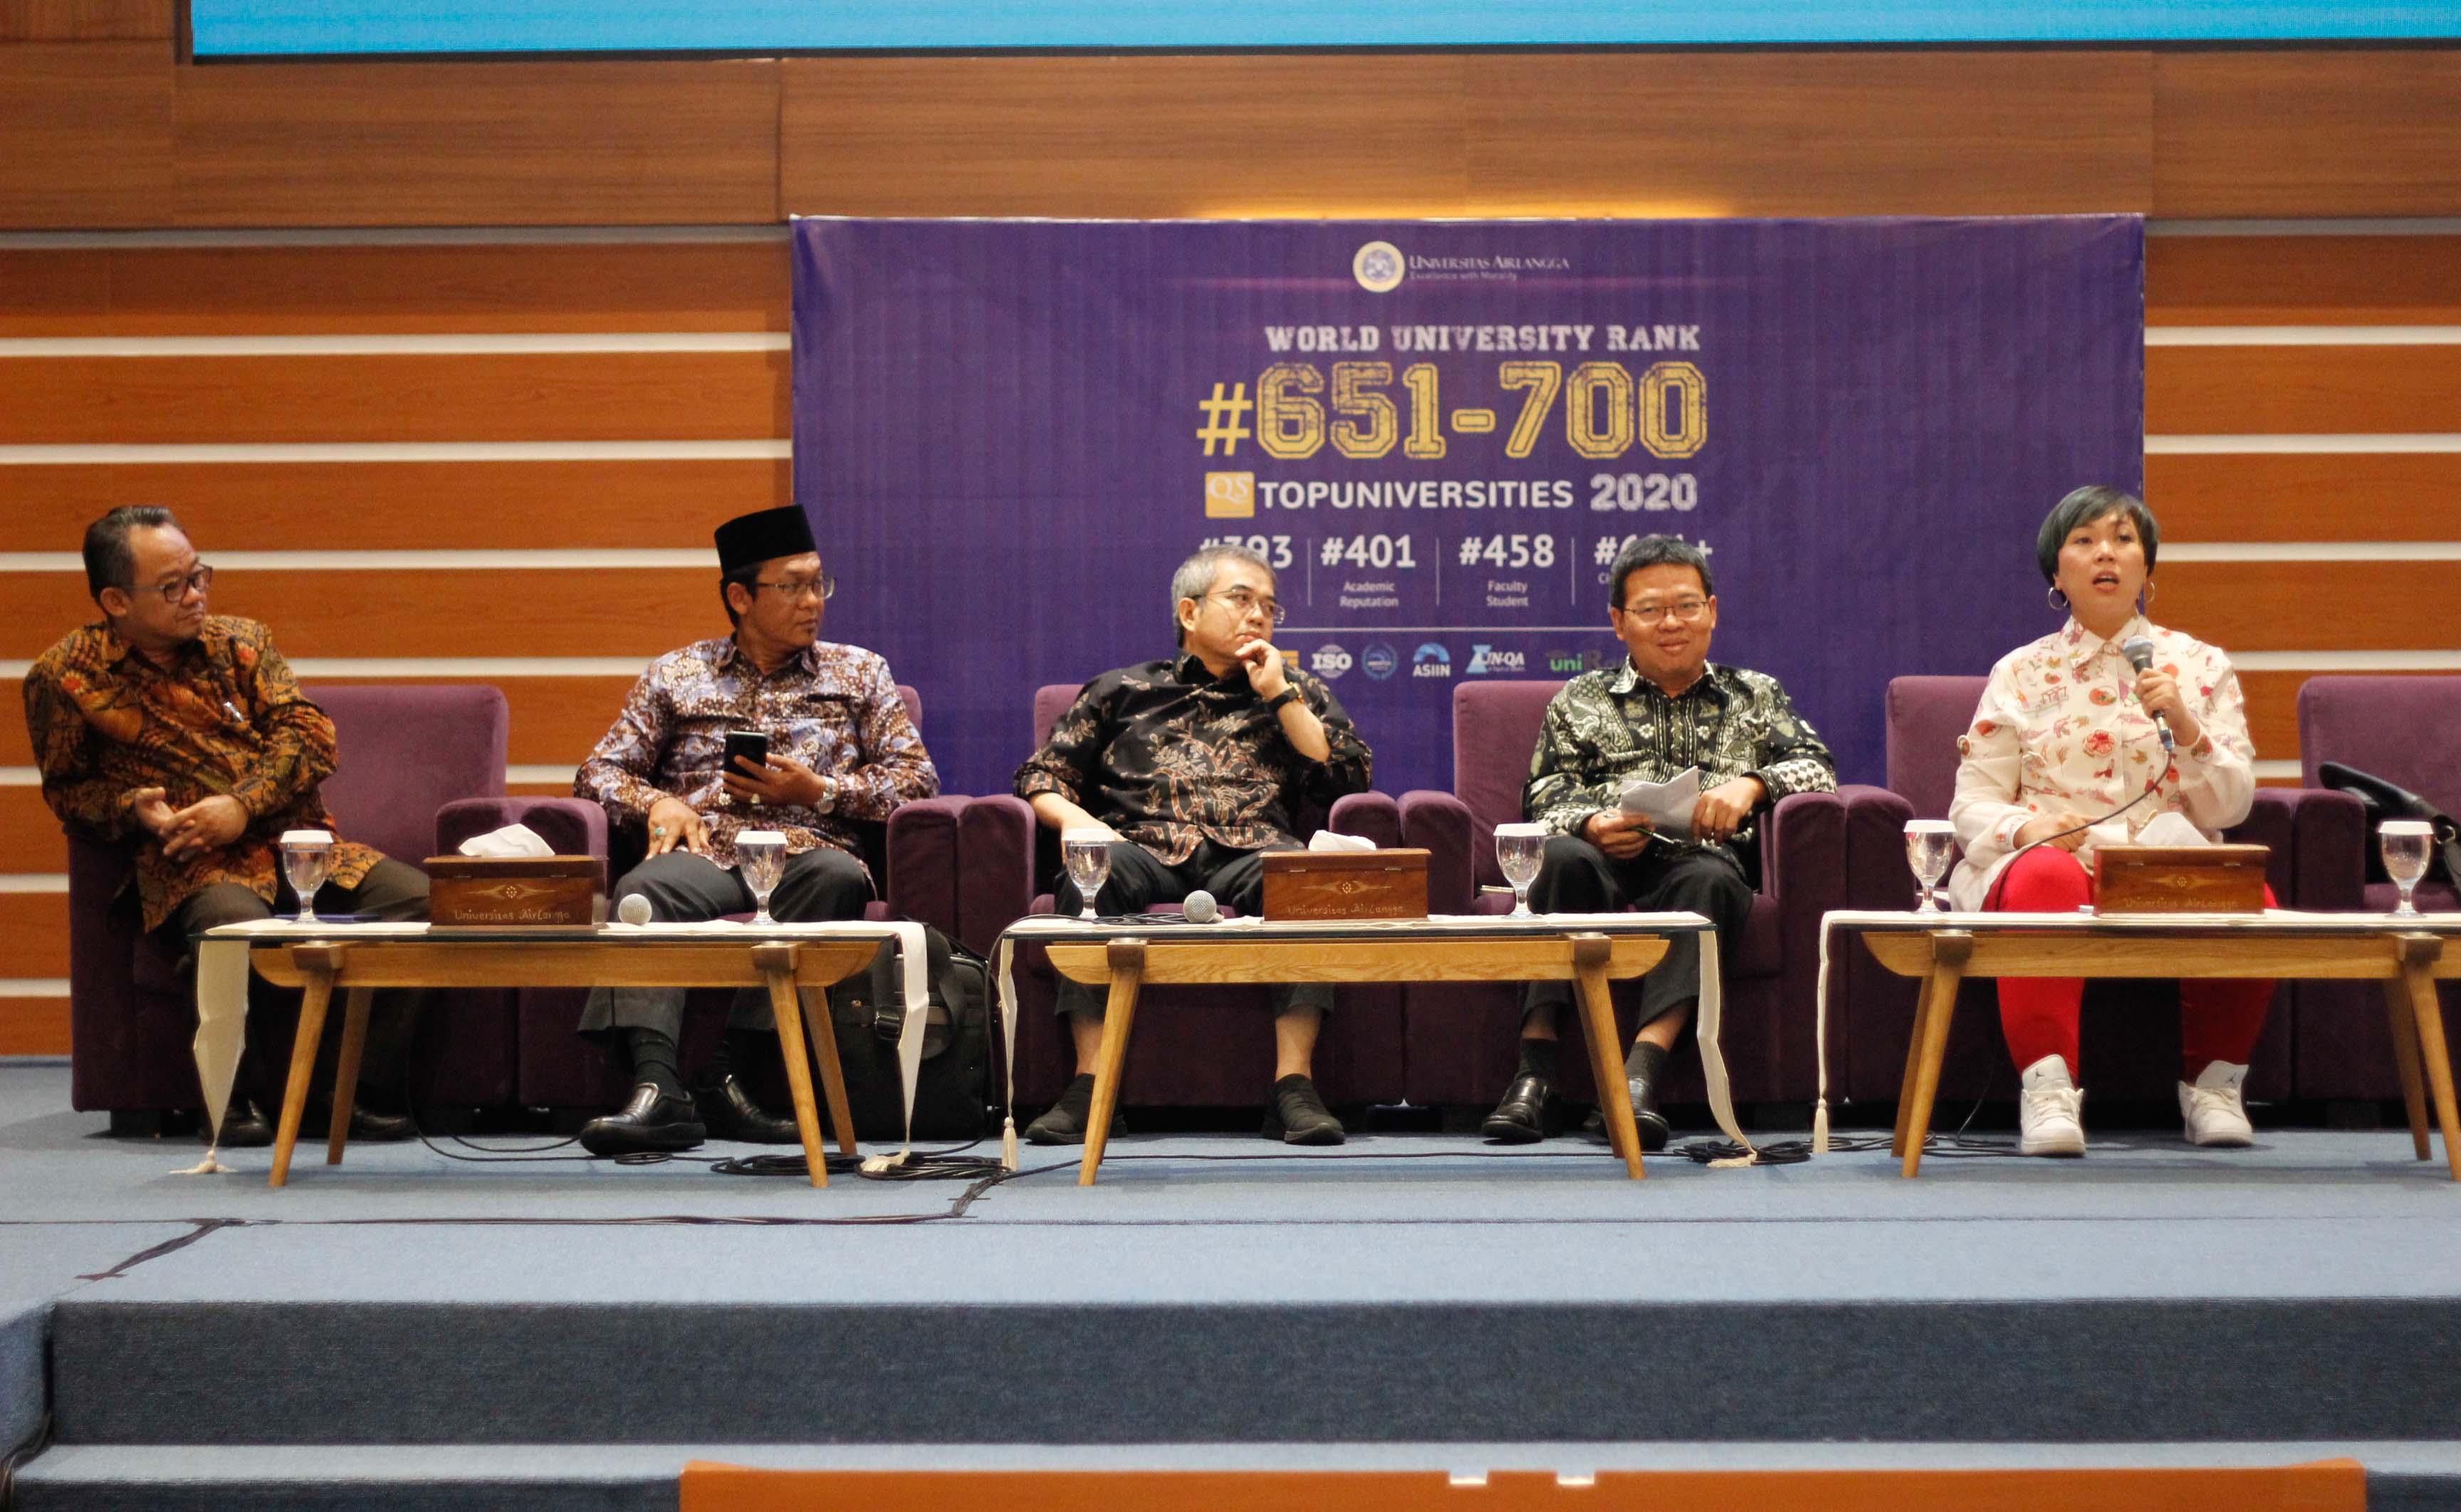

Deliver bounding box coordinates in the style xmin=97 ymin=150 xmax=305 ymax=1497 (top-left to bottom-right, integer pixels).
xmin=166 ymin=856 xmax=433 ymax=1106
xmin=1052 ymin=838 xmax=1332 ymax=1021
xmin=1522 ymin=835 xmax=1753 ymax=1030
xmin=578 ymin=846 xmax=872 ymax=1040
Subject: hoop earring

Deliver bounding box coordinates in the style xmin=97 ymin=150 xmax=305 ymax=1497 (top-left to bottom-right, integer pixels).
xmin=2047 ymin=587 xmax=2071 ymax=614
xmin=2139 ymin=580 xmax=2156 ymax=613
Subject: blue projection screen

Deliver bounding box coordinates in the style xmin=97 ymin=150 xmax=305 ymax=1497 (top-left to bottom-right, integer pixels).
xmin=189 ymin=1 xmax=2461 ymax=56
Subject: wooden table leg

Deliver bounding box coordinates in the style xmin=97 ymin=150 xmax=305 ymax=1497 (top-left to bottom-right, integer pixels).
xmin=796 ymin=986 xmax=861 ymax=1157
xmin=753 ymin=944 xmax=829 ymax=1189
xmin=2393 ymin=935 xmax=2461 ymax=1181
xmin=325 ymin=987 xmax=373 ymax=1166
xmin=271 ymin=945 xmax=345 ymax=1188
xmin=2382 ymin=970 xmax=2435 ymax=1162
xmin=1572 ymin=934 xmax=1644 ymax=1180
xmin=1899 ymin=932 xmax=1972 ymax=1179
xmin=1078 ymin=940 xmax=1146 ymax=1187
xmin=1891 ymin=975 xmax=1938 ymax=1160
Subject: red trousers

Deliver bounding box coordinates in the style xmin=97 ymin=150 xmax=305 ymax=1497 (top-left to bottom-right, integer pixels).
xmin=1985 ymin=845 xmax=2274 ymax=1082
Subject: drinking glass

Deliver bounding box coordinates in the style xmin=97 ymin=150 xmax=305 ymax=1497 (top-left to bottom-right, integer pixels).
xmin=1062 ymin=829 xmax=1113 ymax=920
xmin=2382 ymin=820 xmax=2434 ymax=919
xmin=1904 ymin=820 xmax=1957 ymax=914
xmin=278 ymin=829 xmax=334 ymax=925
xmin=1495 ymin=823 xmax=1547 ymax=918
xmin=736 ymin=830 xmax=788 ymax=926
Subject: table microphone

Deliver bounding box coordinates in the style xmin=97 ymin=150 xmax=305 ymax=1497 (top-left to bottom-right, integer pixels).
xmin=2118 ymin=636 xmax=2174 ymax=750
xmin=1182 ymin=889 xmax=1221 ymax=924
xmin=617 ymin=893 xmax=653 ymax=925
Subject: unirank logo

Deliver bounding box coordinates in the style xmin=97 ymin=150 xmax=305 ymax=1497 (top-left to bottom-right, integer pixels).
xmin=1310 ymin=644 xmax=1352 ymax=679
xmin=1362 ymin=644 xmax=1399 ymax=681
xmin=1352 ymin=241 xmax=1405 ymax=293
xmin=1411 ymin=642 xmax=1451 ymax=678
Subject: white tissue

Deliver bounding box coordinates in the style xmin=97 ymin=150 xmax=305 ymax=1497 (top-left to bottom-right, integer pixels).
xmin=1307 ymin=831 xmax=1376 ymax=853
xmin=457 ymin=823 xmax=554 ymax=859
xmin=2134 ymin=812 xmax=2209 ymax=848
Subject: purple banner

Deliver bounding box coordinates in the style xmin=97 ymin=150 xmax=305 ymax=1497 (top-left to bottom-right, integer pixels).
xmin=791 ymin=216 xmax=2143 ymax=798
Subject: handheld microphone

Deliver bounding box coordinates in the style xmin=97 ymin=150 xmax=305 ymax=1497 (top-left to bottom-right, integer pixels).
xmin=616 ymin=893 xmax=654 ymax=926
xmin=2119 ymin=636 xmax=2173 ymax=751
xmin=1182 ymin=889 xmax=1221 ymax=924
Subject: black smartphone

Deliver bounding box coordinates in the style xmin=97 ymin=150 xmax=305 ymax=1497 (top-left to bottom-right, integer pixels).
xmin=723 ymin=729 xmax=770 ymax=778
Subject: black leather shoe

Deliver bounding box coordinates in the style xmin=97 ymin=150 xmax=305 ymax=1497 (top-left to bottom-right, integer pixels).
xmin=1623 ymin=1071 xmax=1671 ymax=1153
xmin=578 ymin=1083 xmax=706 ymax=1156
xmin=1023 ymin=1073 xmax=1124 ymax=1146
xmin=1262 ymin=1073 xmax=1345 ymax=1145
xmin=310 ymin=1102 xmax=414 ymax=1143
xmin=694 ymin=1073 xmax=800 ymax=1144
xmin=206 ymin=1098 xmax=273 ymax=1148
xmin=1481 ymin=1074 xmax=1557 ymax=1144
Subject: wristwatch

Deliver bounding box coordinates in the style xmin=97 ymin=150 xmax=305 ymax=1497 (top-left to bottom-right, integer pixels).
xmin=1263 ymin=687 xmax=1302 ymax=713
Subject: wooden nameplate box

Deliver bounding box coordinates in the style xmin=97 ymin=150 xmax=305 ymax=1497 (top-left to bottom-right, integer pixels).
xmin=1260 ymin=849 xmax=1430 ymax=920
xmin=427 ymin=856 xmax=605 ymax=926
xmin=2091 ymin=845 xmax=2269 ymax=915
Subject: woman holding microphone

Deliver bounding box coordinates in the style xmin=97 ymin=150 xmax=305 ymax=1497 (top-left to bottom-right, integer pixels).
xmin=1947 ymin=485 xmax=2272 ymax=1157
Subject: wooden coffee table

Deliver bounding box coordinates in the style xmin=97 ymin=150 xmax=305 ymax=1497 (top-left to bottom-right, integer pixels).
xmin=197 ymin=920 xmax=924 ymax=1188
xmin=1826 ymin=910 xmax=2461 ymax=1179
xmin=993 ymin=912 xmax=1725 ymax=1185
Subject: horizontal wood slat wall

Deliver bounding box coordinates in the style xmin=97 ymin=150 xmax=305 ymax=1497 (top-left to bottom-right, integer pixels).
xmin=2146 ymin=345 xmax=2461 ymax=436
xmin=2146 ymin=454 xmax=2461 ymax=544
xmin=0 ymin=999 xmax=71 ymax=1058
xmin=0 ymin=43 xmax=171 ymax=229
xmin=0 ymin=0 xmax=170 ymax=41
xmin=2146 ymin=236 xmax=2461 ymax=326
xmin=0 ymin=459 xmax=788 ymax=552
xmin=1 ymin=789 xmax=70 ymax=874
xmin=2158 ymin=561 xmax=2460 ymax=654
xmin=2151 ymin=51 xmax=2461 ymax=217
xmin=0 ymin=351 xmax=786 ymax=444
xmin=0 ymin=894 xmax=69 ymax=980
xmin=0 ymin=242 xmax=788 ymax=336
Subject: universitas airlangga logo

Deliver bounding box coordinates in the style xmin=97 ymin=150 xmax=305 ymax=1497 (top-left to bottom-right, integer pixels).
xmin=1353 ymin=241 xmax=1405 ymax=293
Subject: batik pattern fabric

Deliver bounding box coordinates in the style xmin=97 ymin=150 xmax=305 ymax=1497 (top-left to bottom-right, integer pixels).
xmin=1946 ymin=615 xmax=2253 ymax=910
xmin=23 ymin=616 xmax=378 ymax=932
xmin=575 ymin=636 xmax=937 ymax=873
xmin=1013 ymin=653 xmax=1373 ymax=864
xmin=1523 ymin=660 xmax=1837 ymax=852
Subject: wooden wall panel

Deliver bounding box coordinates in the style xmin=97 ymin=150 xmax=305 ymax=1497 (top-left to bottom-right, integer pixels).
xmin=0 ymin=893 xmax=69 ymax=980
xmin=0 ymin=790 xmax=70 ymax=874
xmin=0 ymin=0 xmax=170 ymax=39
xmin=0 ymin=241 xmax=789 ymax=336
xmin=0 ymin=459 xmax=787 ymax=552
xmin=1462 ymin=51 xmax=2151 ymax=216
xmin=172 ymin=60 xmax=782 ymax=226
xmin=0 ymin=43 xmax=172 ymax=229
xmin=0 ymin=351 xmax=786 ymax=443
xmin=2 ymin=568 xmax=726 ymax=660
xmin=2158 ymin=560 xmax=2459 ymax=653
xmin=0 ymin=998 xmax=71 ymax=1058
xmin=2153 ymin=51 xmax=2461 ymax=218
xmin=2146 ymin=453 xmax=2461 ymax=543
xmin=2147 ymin=236 xmax=2461 ymax=327
xmin=783 ymin=54 xmax=1474 ymax=217
xmin=2234 ymin=670 xmax=2461 ymax=766
xmin=2146 ymin=346 xmax=2461 ymax=436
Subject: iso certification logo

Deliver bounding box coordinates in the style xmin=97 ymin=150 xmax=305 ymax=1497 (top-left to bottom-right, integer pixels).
xmin=1353 ymin=241 xmax=1405 ymax=294
xmin=1310 ymin=644 xmax=1353 ymax=679
xmin=1362 ymin=644 xmax=1399 ymax=681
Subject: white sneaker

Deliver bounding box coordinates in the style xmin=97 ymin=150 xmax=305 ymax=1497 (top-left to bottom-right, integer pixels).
xmin=2017 ymin=1054 xmax=2086 ymax=1157
xmin=2180 ymin=1061 xmax=2254 ymax=1148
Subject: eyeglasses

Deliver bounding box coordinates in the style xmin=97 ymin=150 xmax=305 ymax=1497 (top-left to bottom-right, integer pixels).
xmin=132 ymin=565 xmax=213 ymax=604
xmin=1207 ymin=587 xmax=1286 ymax=626
xmin=752 ymin=574 xmax=836 ymax=602
xmin=1616 ymin=597 xmax=1709 ymax=626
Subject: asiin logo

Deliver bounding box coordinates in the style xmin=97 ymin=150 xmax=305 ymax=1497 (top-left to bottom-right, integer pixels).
xmin=1353 ymin=241 xmax=1405 ymax=294
xmin=1467 ymin=644 xmax=1527 ymax=676
xmin=1362 ymin=644 xmax=1399 ymax=681
xmin=1310 ymin=644 xmax=1353 ymax=678
xmin=1411 ymin=643 xmax=1451 ymax=678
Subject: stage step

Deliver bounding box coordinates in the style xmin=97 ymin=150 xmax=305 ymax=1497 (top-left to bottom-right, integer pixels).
xmin=18 ymin=1442 xmax=2461 ymax=1512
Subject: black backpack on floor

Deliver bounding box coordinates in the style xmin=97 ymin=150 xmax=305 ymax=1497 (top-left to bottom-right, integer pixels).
xmin=822 ymin=926 xmax=992 ymax=1141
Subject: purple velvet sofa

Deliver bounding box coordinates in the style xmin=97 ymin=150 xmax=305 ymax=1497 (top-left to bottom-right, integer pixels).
xmin=1834 ymin=675 xmax=2343 ymax=1111
xmin=513 ymin=685 xmax=968 ymax=1113
xmin=1393 ymin=680 xmax=1855 ymax=1113
xmin=61 ymin=684 xmax=593 ymax=1123
xmin=2292 ymin=675 xmax=2461 ymax=1101
xmin=951 ymin=684 xmax=1406 ymax=1114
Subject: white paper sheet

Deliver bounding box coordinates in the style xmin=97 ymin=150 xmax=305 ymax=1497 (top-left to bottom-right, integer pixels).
xmin=1620 ymin=767 xmax=1700 ymax=839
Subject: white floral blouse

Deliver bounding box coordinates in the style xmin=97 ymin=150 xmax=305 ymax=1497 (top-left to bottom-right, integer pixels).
xmin=1945 ymin=615 xmax=2255 ymax=910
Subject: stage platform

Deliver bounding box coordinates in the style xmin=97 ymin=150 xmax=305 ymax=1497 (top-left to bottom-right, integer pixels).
xmin=3 ymin=1061 xmax=2458 ymax=1511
